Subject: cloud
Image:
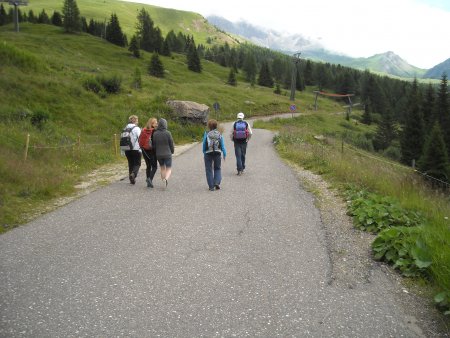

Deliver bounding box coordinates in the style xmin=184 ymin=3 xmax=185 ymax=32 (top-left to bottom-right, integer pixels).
xmin=122 ymin=0 xmax=450 ymax=68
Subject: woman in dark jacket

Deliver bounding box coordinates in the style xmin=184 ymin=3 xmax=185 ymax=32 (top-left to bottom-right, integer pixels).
xmin=151 ymin=118 xmax=174 ymax=188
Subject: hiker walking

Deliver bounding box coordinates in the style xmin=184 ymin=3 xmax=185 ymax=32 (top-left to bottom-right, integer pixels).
xmin=231 ymin=112 xmax=252 ymax=175
xmin=139 ymin=117 xmax=158 ymax=188
xmin=123 ymin=115 xmax=141 ymax=184
xmin=152 ymin=118 xmax=174 ymax=188
xmin=203 ymin=119 xmax=227 ymax=191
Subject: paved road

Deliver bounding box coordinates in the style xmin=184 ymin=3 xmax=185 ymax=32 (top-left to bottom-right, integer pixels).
xmin=0 ymin=120 xmax=425 ymax=337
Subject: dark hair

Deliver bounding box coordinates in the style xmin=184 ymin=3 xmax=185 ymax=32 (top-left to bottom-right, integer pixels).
xmin=207 ymin=119 xmax=218 ymax=130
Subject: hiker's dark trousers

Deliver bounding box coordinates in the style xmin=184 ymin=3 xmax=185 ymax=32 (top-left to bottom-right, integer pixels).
xmin=125 ymin=150 xmax=142 ymax=178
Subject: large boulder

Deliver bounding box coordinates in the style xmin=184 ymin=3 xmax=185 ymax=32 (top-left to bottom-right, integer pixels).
xmin=166 ymin=100 xmax=209 ymax=124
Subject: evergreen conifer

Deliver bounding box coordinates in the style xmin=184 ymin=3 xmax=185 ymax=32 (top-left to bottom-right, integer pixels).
xmin=227 ymin=68 xmax=237 ymax=86
xmin=51 ymin=11 xmax=63 ymax=26
xmin=257 ymin=60 xmax=274 ymax=88
xmin=400 ymin=78 xmax=425 ymax=166
xmin=62 ymin=0 xmax=81 ymax=33
xmin=128 ymin=35 xmax=140 ymax=58
xmin=418 ymin=122 xmax=450 ymax=183
xmin=187 ymin=41 xmax=202 ymax=73
xmin=106 ymin=13 xmax=126 ymax=47
xmin=373 ymin=110 xmax=397 ymax=151
xmin=149 ymin=53 xmax=165 ymax=78
xmin=435 ymin=74 xmax=450 ymax=157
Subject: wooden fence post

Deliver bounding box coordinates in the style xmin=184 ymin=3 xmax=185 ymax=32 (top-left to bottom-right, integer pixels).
xmin=24 ymin=133 xmax=30 ymax=161
xmin=114 ymin=134 xmax=118 ymax=156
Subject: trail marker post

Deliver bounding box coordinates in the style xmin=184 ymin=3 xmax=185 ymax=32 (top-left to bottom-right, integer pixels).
xmin=213 ymin=102 xmax=220 ymax=119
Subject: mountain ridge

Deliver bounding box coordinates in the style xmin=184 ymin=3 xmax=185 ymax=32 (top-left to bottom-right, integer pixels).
xmin=207 ymin=15 xmax=447 ymax=79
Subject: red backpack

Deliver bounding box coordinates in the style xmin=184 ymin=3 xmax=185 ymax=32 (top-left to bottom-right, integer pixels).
xmin=138 ymin=128 xmax=153 ymax=150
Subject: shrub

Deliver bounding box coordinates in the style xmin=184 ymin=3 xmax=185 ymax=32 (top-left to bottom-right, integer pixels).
xmin=30 ymin=110 xmax=50 ymax=130
xmin=83 ymin=77 xmax=102 ymax=94
xmin=372 ymin=226 xmax=432 ymax=277
xmin=345 ymin=189 xmax=424 ymax=233
xmin=97 ymin=74 xmax=122 ymax=93
xmin=383 ymin=144 xmax=402 ymax=161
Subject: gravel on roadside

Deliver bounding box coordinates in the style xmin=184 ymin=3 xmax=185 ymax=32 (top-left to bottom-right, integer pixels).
xmin=289 ymin=162 xmax=449 ymax=337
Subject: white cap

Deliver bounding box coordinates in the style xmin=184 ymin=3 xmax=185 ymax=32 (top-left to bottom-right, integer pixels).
xmin=237 ymin=112 xmax=244 ymax=119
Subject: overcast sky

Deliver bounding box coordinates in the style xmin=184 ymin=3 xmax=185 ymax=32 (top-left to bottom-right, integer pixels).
xmin=122 ymin=0 xmax=450 ymax=69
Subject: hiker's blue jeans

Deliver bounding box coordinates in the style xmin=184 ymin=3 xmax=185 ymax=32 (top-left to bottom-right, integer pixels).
xmin=234 ymin=142 xmax=247 ymax=171
xmin=204 ymin=152 xmax=222 ymax=189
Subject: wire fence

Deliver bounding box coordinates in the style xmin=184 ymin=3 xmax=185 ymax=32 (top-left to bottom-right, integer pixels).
xmin=341 ymin=140 xmax=450 ymax=191
xmin=23 ymin=133 xmax=120 ymax=160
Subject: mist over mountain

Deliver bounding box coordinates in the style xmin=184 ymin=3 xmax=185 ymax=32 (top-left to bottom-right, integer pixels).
xmin=207 ymin=15 xmax=434 ymax=79
xmin=207 ymin=15 xmax=322 ymax=53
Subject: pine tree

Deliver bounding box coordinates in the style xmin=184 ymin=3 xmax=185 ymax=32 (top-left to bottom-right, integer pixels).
xmin=373 ymin=109 xmax=397 ymax=151
xmin=187 ymin=41 xmax=202 ymax=73
xmin=243 ymin=52 xmax=257 ymax=84
xmin=28 ymin=10 xmax=36 ymax=23
xmin=257 ymin=60 xmax=274 ymax=88
xmin=135 ymin=9 xmax=163 ymax=53
xmin=37 ymin=9 xmax=50 ymax=24
xmin=128 ymin=35 xmax=140 ymax=58
xmin=51 ymin=11 xmax=63 ymax=26
xmin=422 ymin=83 xmax=435 ymax=128
xmin=304 ymin=60 xmax=314 ymax=86
xmin=80 ymin=16 xmax=88 ymax=32
xmin=400 ymin=78 xmax=425 ymax=166
xmin=0 ymin=4 xmax=7 ymax=26
xmin=161 ymin=38 xmax=171 ymax=56
xmin=106 ymin=13 xmax=126 ymax=47
xmin=227 ymin=68 xmax=237 ymax=86
xmin=148 ymin=53 xmax=165 ymax=78
xmin=418 ymin=122 xmax=450 ymax=183
xmin=62 ymin=0 xmax=81 ymax=33
xmin=362 ymin=98 xmax=372 ymax=125
xmin=435 ymin=73 xmax=450 ymax=157
xmin=132 ymin=67 xmax=142 ymax=89
xmin=274 ymin=83 xmax=282 ymax=95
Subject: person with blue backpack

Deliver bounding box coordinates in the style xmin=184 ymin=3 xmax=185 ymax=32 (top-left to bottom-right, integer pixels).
xmin=203 ymin=119 xmax=227 ymax=191
xmin=231 ymin=112 xmax=252 ymax=175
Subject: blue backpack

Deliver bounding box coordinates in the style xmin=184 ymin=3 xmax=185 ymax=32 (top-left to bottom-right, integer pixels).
xmin=233 ymin=121 xmax=249 ymax=140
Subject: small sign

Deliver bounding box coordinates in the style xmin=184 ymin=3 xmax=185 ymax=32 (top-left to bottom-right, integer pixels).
xmin=213 ymin=102 xmax=220 ymax=111
xmin=289 ymin=104 xmax=296 ymax=112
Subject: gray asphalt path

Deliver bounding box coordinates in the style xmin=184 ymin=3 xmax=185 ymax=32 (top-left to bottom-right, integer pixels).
xmin=0 ymin=120 xmax=424 ymax=337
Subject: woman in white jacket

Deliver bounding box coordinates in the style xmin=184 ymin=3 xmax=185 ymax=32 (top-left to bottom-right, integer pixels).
xmin=124 ymin=115 xmax=142 ymax=184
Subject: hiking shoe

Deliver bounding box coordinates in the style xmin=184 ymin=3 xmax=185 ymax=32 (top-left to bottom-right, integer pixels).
xmin=237 ymin=171 xmax=242 ymax=176
xmin=214 ymin=185 xmax=220 ymax=190
xmin=209 ymin=187 xmax=215 ymax=191
xmin=146 ymin=178 xmax=153 ymax=188
xmin=164 ymin=179 xmax=168 ymax=188
xmin=129 ymin=173 xmax=136 ymax=184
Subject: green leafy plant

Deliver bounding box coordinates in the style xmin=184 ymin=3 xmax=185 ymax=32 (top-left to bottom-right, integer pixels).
xmin=434 ymin=291 xmax=450 ymax=316
xmin=372 ymin=227 xmax=432 ymax=277
xmin=345 ymin=189 xmax=424 ymax=233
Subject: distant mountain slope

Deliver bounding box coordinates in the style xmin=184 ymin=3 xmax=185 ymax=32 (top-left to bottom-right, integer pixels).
xmin=423 ymin=58 xmax=450 ymax=79
xmin=208 ymin=15 xmax=428 ymax=78
xmin=26 ymin=0 xmax=241 ymax=46
xmin=207 ymin=15 xmax=321 ymax=53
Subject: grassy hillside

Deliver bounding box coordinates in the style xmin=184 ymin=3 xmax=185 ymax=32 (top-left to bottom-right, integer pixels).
xmin=0 ymin=22 xmax=301 ymax=229
xmin=21 ymin=0 xmax=241 ymax=46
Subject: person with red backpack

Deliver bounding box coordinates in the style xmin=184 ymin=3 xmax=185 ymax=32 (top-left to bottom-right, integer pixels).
xmin=138 ymin=117 xmax=158 ymax=188
xmin=231 ymin=112 xmax=252 ymax=175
